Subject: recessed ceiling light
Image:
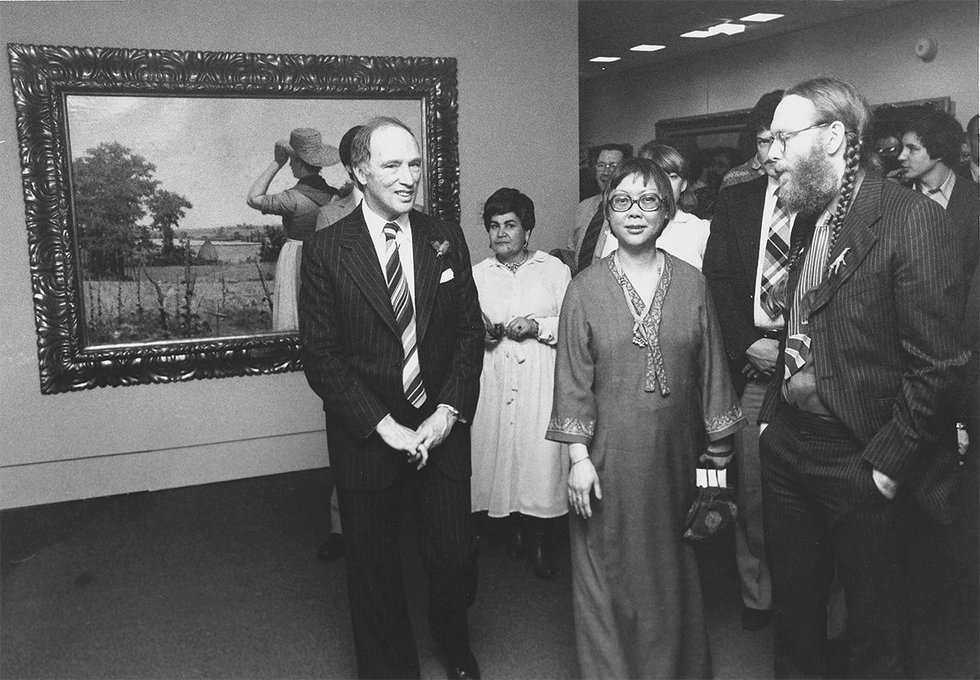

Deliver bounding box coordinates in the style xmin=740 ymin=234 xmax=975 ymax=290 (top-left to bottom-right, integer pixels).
xmin=680 ymin=29 xmax=714 ymax=39
xmin=589 ymin=56 xmax=621 ymax=63
xmin=741 ymin=12 xmax=784 ymax=22
xmin=710 ymin=22 xmax=746 ymax=35
xmin=630 ymin=44 xmax=666 ymax=52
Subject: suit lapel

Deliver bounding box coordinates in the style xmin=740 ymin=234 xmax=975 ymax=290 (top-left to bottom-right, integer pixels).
xmin=339 ymin=208 xmax=399 ymax=336
xmin=410 ymin=210 xmax=441 ymax=341
xmin=809 ymin=172 xmax=882 ymax=314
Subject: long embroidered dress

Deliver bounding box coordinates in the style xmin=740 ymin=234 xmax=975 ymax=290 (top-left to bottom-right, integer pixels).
xmin=547 ymin=251 xmax=744 ymax=679
xmin=471 ymin=250 xmax=571 ymax=518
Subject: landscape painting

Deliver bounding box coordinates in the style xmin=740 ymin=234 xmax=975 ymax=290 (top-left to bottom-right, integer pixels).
xmin=67 ymin=95 xmax=424 ymax=344
xmin=8 ymin=43 xmax=459 ymax=393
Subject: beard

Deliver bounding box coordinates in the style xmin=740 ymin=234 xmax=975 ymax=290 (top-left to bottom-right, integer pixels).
xmin=778 ymin=144 xmax=839 ymax=215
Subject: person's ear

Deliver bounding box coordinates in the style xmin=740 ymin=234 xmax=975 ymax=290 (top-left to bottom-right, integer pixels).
xmin=352 ymin=163 xmax=369 ymax=186
xmin=824 ymin=121 xmax=847 ymax=156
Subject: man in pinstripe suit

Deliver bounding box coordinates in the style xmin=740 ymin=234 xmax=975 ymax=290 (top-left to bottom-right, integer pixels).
xmin=757 ymin=78 xmax=969 ymax=678
xmin=299 ymin=117 xmax=484 ymax=679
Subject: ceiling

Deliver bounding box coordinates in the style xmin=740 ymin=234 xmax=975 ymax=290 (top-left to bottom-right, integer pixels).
xmin=579 ymin=0 xmax=911 ymax=80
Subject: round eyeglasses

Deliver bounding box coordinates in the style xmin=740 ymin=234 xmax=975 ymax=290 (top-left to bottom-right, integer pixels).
xmin=608 ymin=193 xmax=665 ymax=212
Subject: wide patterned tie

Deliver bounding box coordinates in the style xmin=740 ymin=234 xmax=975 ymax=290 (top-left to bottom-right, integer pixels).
xmin=783 ymin=214 xmax=831 ymax=379
xmin=759 ymin=193 xmax=791 ymax=319
xmin=383 ymin=222 xmax=426 ymax=408
xmin=577 ymin=204 xmax=605 ymax=274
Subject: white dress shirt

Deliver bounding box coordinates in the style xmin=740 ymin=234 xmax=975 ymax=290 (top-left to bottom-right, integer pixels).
xmin=362 ymin=201 xmax=416 ymax=303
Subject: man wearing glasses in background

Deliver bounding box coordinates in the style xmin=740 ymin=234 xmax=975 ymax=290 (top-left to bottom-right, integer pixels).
xmin=703 ymin=88 xmax=785 ymax=635
xmin=566 ymin=142 xmax=632 ymax=274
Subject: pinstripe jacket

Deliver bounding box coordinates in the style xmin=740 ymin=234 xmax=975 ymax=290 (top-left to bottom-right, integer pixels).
xmin=761 ymin=172 xmax=970 ymax=523
xmin=299 ymin=205 xmax=484 ymax=490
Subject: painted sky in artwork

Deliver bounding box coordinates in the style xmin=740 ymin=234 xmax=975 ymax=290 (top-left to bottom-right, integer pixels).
xmin=66 ymin=95 xmax=424 ymax=231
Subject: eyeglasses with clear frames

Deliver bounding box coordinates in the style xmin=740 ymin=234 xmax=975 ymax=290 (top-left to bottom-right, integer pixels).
xmin=608 ymin=193 xmax=665 ymax=212
xmin=595 ymin=162 xmax=620 ymax=171
xmin=771 ymin=122 xmax=829 ymax=150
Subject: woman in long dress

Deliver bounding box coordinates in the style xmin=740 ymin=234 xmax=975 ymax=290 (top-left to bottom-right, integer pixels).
xmin=546 ymin=158 xmax=744 ymax=678
xmin=471 ymin=188 xmax=571 ymax=580
xmin=247 ymin=127 xmax=338 ymax=330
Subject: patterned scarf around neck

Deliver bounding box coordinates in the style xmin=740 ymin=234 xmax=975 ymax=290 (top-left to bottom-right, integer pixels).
xmin=608 ymin=252 xmax=672 ymax=396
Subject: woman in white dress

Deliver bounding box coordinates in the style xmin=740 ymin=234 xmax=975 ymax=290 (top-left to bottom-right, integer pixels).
xmin=471 ymin=188 xmax=571 ymax=580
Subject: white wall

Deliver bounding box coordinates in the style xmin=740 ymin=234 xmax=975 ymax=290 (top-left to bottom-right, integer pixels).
xmin=581 ymin=0 xmax=979 ymax=150
xmin=0 ymin=0 xmax=579 ymax=508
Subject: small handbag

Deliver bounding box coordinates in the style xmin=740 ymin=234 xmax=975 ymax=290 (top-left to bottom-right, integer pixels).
xmin=682 ymin=465 xmax=737 ymax=542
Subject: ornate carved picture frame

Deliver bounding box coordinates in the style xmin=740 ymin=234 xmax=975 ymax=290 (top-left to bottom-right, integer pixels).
xmin=7 ymin=44 xmax=459 ymax=393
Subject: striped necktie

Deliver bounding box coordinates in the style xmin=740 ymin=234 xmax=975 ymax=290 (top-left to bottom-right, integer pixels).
xmin=783 ymin=214 xmax=832 ymax=379
xmin=759 ymin=193 xmax=791 ymax=319
xmin=383 ymin=222 xmax=426 ymax=408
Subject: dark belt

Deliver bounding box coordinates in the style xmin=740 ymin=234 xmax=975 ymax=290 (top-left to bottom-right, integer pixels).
xmin=757 ymin=328 xmax=783 ymax=340
xmin=777 ymin=401 xmax=854 ymax=441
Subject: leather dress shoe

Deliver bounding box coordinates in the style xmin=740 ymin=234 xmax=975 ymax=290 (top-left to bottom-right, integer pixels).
xmin=740 ymin=606 xmax=773 ymax=631
xmin=316 ymin=533 xmax=344 ymax=561
xmin=529 ymin=543 xmax=557 ymax=580
xmin=445 ymin=648 xmax=480 ymax=680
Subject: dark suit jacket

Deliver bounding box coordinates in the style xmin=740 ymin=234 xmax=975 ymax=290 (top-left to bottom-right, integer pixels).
xmin=946 ymin=173 xmax=980 ymax=279
xmin=299 ymin=205 xmax=484 ymax=491
xmin=760 ymin=173 xmax=970 ymax=523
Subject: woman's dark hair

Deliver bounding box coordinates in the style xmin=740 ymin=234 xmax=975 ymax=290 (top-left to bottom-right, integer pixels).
xmin=602 ymin=157 xmax=677 ymax=224
xmin=483 ymin=188 xmax=535 ymax=233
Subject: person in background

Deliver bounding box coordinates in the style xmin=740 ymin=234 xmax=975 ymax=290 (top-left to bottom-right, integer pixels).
xmin=702 ymin=85 xmax=786 ymax=633
xmin=247 ymin=127 xmax=339 ymax=330
xmin=470 ymin=188 xmax=571 ymax=581
xmin=315 ymin=124 xmax=365 ymax=563
xmin=898 ymin=109 xmax=979 ymax=280
xmin=759 ymin=77 xmax=967 ymax=678
xmin=547 ymin=157 xmax=744 ymax=678
xmin=564 ymin=143 xmax=632 ymax=275
xmin=316 ymin=125 xmax=365 ymax=233
xmin=965 ymin=114 xmax=979 ymax=183
xmin=689 ymin=146 xmax=738 ymax=220
xmin=299 ymin=117 xmax=484 ymax=680
xmin=721 ymin=90 xmax=785 ymax=190
xmin=636 ymin=143 xmax=711 ymax=269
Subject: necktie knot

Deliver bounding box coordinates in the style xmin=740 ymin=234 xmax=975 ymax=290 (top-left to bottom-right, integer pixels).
xmin=383 ymin=222 xmax=400 ymax=240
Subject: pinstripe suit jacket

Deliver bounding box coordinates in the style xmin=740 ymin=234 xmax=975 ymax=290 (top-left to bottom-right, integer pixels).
xmin=299 ymin=205 xmax=484 ymax=490
xmin=760 ymin=172 xmax=970 ymax=523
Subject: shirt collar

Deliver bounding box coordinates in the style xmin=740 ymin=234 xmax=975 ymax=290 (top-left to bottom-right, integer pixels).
xmin=361 ymin=200 xmax=411 ymax=235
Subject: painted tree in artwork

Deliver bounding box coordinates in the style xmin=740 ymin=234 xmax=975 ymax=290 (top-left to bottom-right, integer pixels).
xmin=147 ymin=189 xmax=194 ymax=258
xmin=73 ymin=142 xmax=160 ymax=279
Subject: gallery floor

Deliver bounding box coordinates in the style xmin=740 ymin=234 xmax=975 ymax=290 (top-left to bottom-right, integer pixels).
xmin=1 ymin=467 xmax=977 ymax=679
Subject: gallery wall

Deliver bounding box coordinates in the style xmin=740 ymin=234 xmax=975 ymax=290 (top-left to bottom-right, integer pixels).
xmin=580 ymin=1 xmax=979 ymax=152
xmin=0 ymin=0 xmax=579 ymax=508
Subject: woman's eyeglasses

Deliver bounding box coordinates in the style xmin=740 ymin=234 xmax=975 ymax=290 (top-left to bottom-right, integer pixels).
xmin=608 ymin=193 xmax=665 ymax=212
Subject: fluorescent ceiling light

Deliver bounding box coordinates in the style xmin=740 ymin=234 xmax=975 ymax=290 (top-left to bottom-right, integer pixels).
xmin=589 ymin=56 xmax=621 ymax=63
xmin=630 ymin=44 xmax=666 ymax=52
xmin=711 ymin=22 xmax=746 ymax=35
xmin=682 ymin=22 xmax=746 ymax=38
xmin=741 ymin=13 xmax=784 ymax=22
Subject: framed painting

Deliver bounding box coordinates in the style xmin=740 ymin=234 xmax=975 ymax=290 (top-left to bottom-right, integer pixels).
xmin=7 ymin=43 xmax=459 ymax=393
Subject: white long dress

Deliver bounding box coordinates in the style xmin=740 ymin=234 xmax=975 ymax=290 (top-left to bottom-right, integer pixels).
xmin=471 ymin=250 xmax=571 ymax=518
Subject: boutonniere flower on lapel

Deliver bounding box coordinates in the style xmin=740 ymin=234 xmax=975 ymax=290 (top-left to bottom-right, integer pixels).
xmin=430 ymin=240 xmax=451 ymax=257
xmin=827 ymin=247 xmax=851 ymax=278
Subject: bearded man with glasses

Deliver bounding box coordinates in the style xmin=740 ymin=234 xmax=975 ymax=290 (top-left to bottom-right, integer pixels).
xmin=755 ymin=77 xmax=968 ymax=679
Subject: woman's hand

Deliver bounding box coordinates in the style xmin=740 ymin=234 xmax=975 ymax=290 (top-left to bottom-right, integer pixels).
xmin=274 ymin=140 xmax=290 ymax=166
xmin=568 ymin=458 xmax=602 ymax=519
xmin=506 ymin=316 xmax=538 ymax=341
